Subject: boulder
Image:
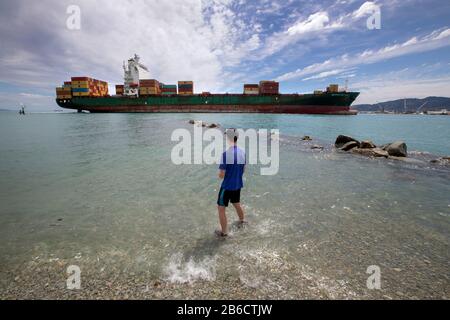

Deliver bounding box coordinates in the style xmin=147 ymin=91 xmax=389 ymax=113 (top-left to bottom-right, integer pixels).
xmin=208 ymin=123 xmax=219 ymax=128
xmin=335 ymin=135 xmax=359 ymax=149
xmin=384 ymin=141 xmax=407 ymax=157
xmin=302 ymin=135 xmax=312 ymax=141
xmin=360 ymin=140 xmax=376 ymax=149
xmin=352 ymin=148 xmax=389 ymax=158
xmin=340 ymin=141 xmax=359 ymax=151
xmin=188 ymin=120 xmax=195 ymax=124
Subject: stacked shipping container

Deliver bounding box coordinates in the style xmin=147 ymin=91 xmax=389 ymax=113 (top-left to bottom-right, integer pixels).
xmin=115 ymin=85 xmax=124 ymax=95
xmin=56 ymin=86 xmax=72 ymax=99
xmin=139 ymin=79 xmax=160 ymax=95
xmin=243 ymin=84 xmax=259 ymax=95
xmin=70 ymin=77 xmax=109 ymax=97
xmin=327 ymin=84 xmax=339 ymax=93
xmin=259 ymin=81 xmax=279 ymax=95
xmin=160 ymin=84 xmax=177 ymax=95
xmin=178 ymin=81 xmax=194 ymax=95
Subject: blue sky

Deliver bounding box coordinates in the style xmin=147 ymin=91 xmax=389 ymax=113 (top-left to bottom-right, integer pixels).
xmin=0 ymin=0 xmax=449 ymax=110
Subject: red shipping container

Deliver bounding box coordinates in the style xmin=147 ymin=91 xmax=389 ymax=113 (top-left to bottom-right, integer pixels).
xmin=71 ymin=77 xmax=91 ymax=81
xmin=140 ymin=79 xmax=159 ymax=85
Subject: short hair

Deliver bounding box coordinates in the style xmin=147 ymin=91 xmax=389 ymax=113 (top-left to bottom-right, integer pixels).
xmin=225 ymin=128 xmax=239 ymax=143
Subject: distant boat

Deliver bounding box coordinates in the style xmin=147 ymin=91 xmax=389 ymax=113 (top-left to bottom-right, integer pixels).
xmin=426 ymin=109 xmax=449 ymax=115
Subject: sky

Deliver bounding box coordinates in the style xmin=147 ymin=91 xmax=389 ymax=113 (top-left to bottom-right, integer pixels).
xmin=0 ymin=0 xmax=449 ymax=111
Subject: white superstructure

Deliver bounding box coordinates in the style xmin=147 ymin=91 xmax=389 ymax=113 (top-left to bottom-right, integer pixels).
xmin=123 ymin=54 xmax=149 ymax=96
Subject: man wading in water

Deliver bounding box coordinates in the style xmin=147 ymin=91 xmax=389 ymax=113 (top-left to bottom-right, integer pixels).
xmin=215 ymin=129 xmax=247 ymax=238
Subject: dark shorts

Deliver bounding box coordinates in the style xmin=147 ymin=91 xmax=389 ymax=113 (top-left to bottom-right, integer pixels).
xmin=217 ymin=187 xmax=241 ymax=207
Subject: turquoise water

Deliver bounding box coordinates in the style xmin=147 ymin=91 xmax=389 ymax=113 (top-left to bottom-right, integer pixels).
xmin=182 ymin=113 xmax=450 ymax=156
xmin=0 ymin=112 xmax=449 ymax=299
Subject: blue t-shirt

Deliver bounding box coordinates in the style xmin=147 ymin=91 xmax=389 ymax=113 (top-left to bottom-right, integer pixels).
xmin=219 ymin=146 xmax=246 ymax=191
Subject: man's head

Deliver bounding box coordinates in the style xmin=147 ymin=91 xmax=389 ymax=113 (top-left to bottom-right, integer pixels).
xmin=225 ymin=128 xmax=239 ymax=144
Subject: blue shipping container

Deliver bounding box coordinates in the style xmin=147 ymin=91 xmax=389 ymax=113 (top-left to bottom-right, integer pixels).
xmin=72 ymin=88 xmax=89 ymax=93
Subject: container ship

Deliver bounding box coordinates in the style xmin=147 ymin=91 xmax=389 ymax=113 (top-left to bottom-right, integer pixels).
xmin=56 ymin=55 xmax=359 ymax=115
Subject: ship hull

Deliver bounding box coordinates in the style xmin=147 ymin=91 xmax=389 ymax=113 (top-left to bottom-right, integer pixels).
xmin=56 ymin=92 xmax=359 ymax=115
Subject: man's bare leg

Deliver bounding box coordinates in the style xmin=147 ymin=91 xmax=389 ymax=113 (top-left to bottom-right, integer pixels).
xmin=232 ymin=202 xmax=245 ymax=222
xmin=218 ymin=206 xmax=228 ymax=235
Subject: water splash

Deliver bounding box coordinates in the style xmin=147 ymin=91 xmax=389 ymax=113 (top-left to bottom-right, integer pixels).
xmin=163 ymin=253 xmax=216 ymax=284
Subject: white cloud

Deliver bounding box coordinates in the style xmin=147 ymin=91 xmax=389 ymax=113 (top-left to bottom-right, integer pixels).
xmin=353 ymin=76 xmax=450 ymax=104
xmin=0 ymin=0 xmax=259 ymax=97
xmin=345 ymin=64 xmax=450 ymax=103
xmin=302 ymin=69 xmax=350 ymax=81
xmin=287 ymin=12 xmax=340 ymax=35
xmin=352 ymin=1 xmax=379 ymax=19
xmin=276 ymin=28 xmax=450 ymax=81
xmin=432 ymin=28 xmax=450 ymax=40
xmin=0 ymin=0 xmax=448 ymax=110
xmin=257 ymin=11 xmax=346 ymax=59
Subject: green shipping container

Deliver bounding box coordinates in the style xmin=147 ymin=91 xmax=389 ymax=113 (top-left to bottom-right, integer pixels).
xmin=161 ymin=84 xmax=177 ymax=89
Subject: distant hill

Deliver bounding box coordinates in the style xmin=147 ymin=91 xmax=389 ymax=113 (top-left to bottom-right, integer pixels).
xmin=353 ymin=97 xmax=450 ymax=112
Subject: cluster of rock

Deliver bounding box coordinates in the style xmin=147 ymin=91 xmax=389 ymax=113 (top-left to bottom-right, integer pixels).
xmin=188 ymin=120 xmax=219 ymax=128
xmin=300 ymin=136 xmax=324 ymax=150
xmin=335 ymin=135 xmax=408 ymax=158
xmin=430 ymin=157 xmax=450 ymax=166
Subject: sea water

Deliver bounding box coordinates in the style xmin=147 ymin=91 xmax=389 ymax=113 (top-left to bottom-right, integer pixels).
xmin=0 ymin=112 xmax=449 ymax=299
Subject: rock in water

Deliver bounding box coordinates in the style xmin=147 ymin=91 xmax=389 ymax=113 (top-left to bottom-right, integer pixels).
xmin=188 ymin=120 xmax=195 ymax=124
xmin=360 ymin=140 xmax=376 ymax=149
xmin=389 ymin=156 xmax=424 ymax=164
xmin=302 ymin=136 xmax=312 ymax=141
xmin=430 ymin=157 xmax=450 ymax=165
xmin=384 ymin=141 xmax=407 ymax=157
xmin=208 ymin=123 xmax=219 ymax=128
xmin=340 ymin=141 xmax=359 ymax=151
xmin=335 ymin=135 xmax=359 ymax=149
xmin=352 ymin=148 xmax=389 ymax=158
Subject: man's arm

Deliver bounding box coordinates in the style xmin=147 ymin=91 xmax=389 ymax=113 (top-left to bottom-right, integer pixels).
xmin=218 ymin=152 xmax=226 ymax=179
